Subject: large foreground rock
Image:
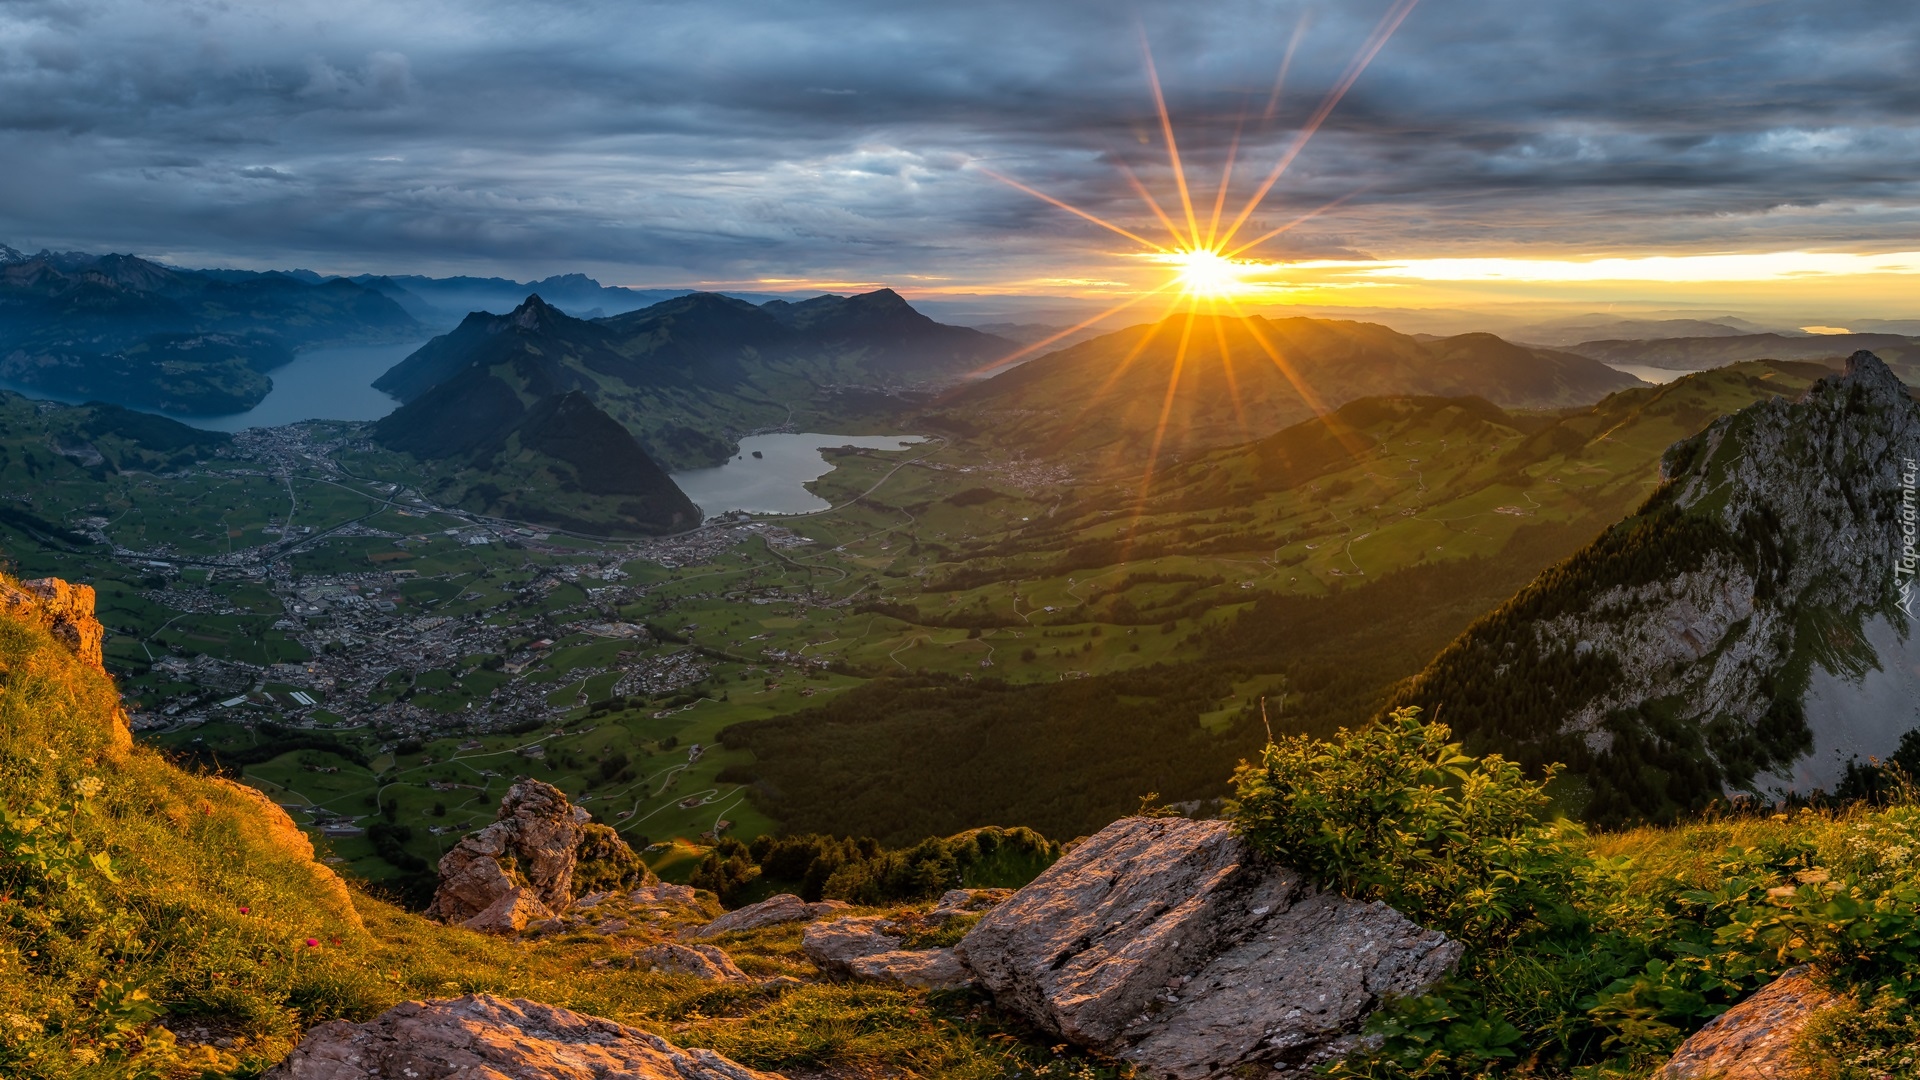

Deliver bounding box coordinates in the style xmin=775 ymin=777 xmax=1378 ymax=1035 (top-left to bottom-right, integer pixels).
xmin=803 ymin=917 xmax=972 ymax=989
xmin=265 ymin=994 xmax=784 ymax=1080
xmin=955 ymin=816 xmax=1462 ymax=1079
xmin=1654 ymin=966 xmax=1841 ymax=1080
xmin=426 ymin=780 xmax=589 ymax=924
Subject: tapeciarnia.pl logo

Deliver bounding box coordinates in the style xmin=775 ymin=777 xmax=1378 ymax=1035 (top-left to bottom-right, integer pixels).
xmin=1900 ymin=457 xmax=1917 ymax=619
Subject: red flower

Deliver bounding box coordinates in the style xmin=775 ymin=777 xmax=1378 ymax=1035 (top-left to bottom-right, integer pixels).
xmin=305 ymin=938 xmax=319 ymax=948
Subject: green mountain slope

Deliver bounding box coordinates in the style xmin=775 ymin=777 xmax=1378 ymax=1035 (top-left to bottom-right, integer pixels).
xmin=718 ymin=363 xmax=1828 ymax=843
xmin=370 ymin=315 xmax=702 ymax=536
xmin=934 ymin=314 xmax=1643 ymax=470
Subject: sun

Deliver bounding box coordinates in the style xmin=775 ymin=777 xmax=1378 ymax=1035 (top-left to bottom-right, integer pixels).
xmin=1163 ymin=248 xmax=1255 ymax=299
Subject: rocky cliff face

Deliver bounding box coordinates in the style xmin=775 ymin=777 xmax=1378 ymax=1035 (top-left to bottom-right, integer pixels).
xmin=1 ymin=576 xmax=107 ymax=673
xmin=0 ymin=575 xmax=128 ymax=749
xmin=1397 ymin=352 xmax=1920 ymax=816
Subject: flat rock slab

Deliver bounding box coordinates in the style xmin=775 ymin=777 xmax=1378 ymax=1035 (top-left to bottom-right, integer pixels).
xmin=955 ymin=816 xmax=1462 ymax=1080
xmin=803 ymin=917 xmax=972 ymax=989
xmin=634 ymin=942 xmax=753 ymax=982
xmin=264 ymin=993 xmax=784 ymax=1080
xmin=690 ymin=893 xmax=837 ymax=938
xmin=1655 ymin=966 xmax=1842 ymax=1080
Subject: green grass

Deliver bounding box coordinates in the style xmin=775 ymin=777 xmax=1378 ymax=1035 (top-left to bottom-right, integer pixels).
xmin=0 ymin=578 xmax=1123 ymax=1080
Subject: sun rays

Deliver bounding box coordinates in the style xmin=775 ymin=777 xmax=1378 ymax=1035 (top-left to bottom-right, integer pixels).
xmin=967 ymin=1 xmax=1419 ymax=517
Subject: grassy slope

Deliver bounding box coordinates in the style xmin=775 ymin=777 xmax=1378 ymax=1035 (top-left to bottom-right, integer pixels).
xmin=6 ymin=583 xmax=1918 ymax=1078
xmin=0 ymin=579 xmax=1115 ymax=1079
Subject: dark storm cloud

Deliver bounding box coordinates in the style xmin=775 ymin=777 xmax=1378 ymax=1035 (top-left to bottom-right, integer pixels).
xmin=0 ymin=0 xmax=1915 ymax=281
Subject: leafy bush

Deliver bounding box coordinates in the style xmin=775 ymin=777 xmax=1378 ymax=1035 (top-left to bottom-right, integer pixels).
xmin=1229 ymin=707 xmax=1579 ymax=945
xmin=1229 ymin=709 xmax=1920 ymax=1079
xmin=573 ymin=823 xmax=651 ymax=894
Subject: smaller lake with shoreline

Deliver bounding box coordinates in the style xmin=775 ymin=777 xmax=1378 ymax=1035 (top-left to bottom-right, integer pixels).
xmin=672 ymin=433 xmax=928 ymax=516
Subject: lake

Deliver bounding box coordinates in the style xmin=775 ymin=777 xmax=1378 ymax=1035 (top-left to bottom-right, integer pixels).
xmin=672 ymin=433 xmax=928 ymax=516
xmin=0 ymin=339 xmax=423 ymax=432
xmin=1604 ymin=362 xmax=1682 ymax=385
xmin=188 ymin=340 xmax=422 ymax=432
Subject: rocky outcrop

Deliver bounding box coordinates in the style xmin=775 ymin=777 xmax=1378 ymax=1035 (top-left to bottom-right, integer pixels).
xmin=1654 ymin=966 xmax=1841 ymax=1080
xmin=688 ymin=893 xmax=844 ymax=938
xmin=1399 ymin=351 xmax=1920 ymax=797
xmin=1 ymin=576 xmax=106 ymax=673
xmin=955 ymin=816 xmax=1462 ymax=1080
xmin=426 ymin=780 xmax=589 ymax=925
xmin=634 ymin=942 xmax=752 ymax=982
xmin=803 ymin=917 xmax=972 ymax=989
xmin=263 ymin=993 xmax=785 ymax=1080
xmin=0 ymin=575 xmax=126 ymax=749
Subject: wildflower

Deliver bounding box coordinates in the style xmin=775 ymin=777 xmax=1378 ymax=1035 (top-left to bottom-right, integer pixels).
xmin=73 ymin=776 xmax=104 ymax=798
xmin=238 ymin=906 xmax=249 ymax=915
xmin=305 ymin=938 xmax=319 ymax=947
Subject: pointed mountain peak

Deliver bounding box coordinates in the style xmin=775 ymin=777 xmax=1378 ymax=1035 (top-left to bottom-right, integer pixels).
xmin=848 ymin=287 xmax=910 ymax=309
xmin=1837 ymin=349 xmax=1904 ymax=396
xmin=507 ymin=293 xmax=567 ymax=331
xmin=0 ymin=242 xmax=25 ymax=265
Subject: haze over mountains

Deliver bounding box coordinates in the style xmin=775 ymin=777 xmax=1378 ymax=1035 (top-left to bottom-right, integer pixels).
xmin=937 ymin=315 xmax=1645 ymax=468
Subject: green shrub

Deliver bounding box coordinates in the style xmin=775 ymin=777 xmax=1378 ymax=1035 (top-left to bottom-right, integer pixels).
xmin=1230 ymin=709 xmax=1920 ymax=1078
xmin=1228 ymin=707 xmax=1580 ymax=945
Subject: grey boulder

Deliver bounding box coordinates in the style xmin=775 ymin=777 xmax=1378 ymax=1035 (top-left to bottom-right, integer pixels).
xmin=954 ymin=816 xmax=1462 ymax=1079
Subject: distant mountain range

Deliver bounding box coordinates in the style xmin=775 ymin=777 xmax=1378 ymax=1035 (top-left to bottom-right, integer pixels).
xmin=1508 ymin=313 xmax=1771 ymax=347
xmin=931 ymin=315 xmax=1645 ymax=468
xmin=1393 ymin=351 xmax=1920 ymax=824
xmin=1566 ymin=331 xmax=1920 ymax=377
xmin=0 ymin=248 xmax=420 ymax=413
xmin=373 ymin=289 xmax=1011 ymax=470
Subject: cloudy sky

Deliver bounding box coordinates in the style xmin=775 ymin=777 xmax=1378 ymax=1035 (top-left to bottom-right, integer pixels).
xmin=3 ymin=0 xmax=1917 ymax=319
